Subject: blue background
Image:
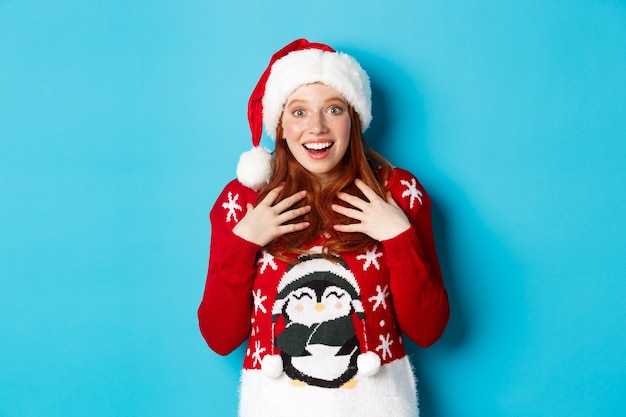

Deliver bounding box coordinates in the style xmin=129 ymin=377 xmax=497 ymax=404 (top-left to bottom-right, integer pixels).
xmin=1 ymin=1 xmax=625 ymax=416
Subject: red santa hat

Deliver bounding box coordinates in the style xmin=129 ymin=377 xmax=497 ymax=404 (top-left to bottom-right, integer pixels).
xmin=236 ymin=38 xmax=373 ymax=190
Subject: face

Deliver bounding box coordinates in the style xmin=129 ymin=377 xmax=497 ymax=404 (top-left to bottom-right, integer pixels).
xmin=281 ymin=83 xmax=352 ymax=185
xmin=284 ymin=284 xmax=352 ymax=326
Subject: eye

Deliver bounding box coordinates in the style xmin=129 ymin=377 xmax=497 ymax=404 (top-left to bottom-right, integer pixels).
xmin=293 ymin=289 xmax=315 ymax=300
xmin=327 ymin=106 xmax=343 ymax=115
xmin=324 ymin=289 xmax=347 ymax=300
xmin=292 ymin=109 xmax=306 ymax=117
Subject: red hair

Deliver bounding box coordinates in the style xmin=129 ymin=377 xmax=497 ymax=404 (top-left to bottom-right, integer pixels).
xmin=257 ymin=107 xmax=392 ymax=260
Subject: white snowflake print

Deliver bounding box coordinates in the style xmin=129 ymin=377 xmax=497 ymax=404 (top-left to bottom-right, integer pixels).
xmin=368 ymin=284 xmax=389 ymax=311
xmin=257 ymin=250 xmax=278 ymax=274
xmin=356 ymin=246 xmax=383 ymax=271
xmin=375 ymin=333 xmax=394 ymax=361
xmin=252 ymin=289 xmax=267 ymax=314
xmin=250 ymin=318 xmax=257 ymax=337
xmin=222 ymin=191 xmax=243 ymax=223
xmin=400 ymin=178 xmax=423 ymax=209
xmin=251 ymin=340 xmax=266 ymax=367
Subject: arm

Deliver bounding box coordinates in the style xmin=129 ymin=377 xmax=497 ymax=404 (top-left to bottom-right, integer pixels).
xmin=198 ymin=181 xmax=312 ymax=355
xmin=382 ymin=170 xmax=449 ymax=347
xmin=198 ymin=181 xmax=260 ymax=355
xmin=332 ymin=170 xmax=450 ymax=347
xmin=382 ymin=201 xmax=449 ymax=346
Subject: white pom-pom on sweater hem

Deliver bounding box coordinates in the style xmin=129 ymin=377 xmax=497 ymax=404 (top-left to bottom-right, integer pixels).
xmin=261 ymin=354 xmax=284 ymax=378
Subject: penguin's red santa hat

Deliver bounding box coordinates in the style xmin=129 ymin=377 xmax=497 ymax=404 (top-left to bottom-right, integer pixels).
xmin=237 ymin=38 xmax=373 ymax=190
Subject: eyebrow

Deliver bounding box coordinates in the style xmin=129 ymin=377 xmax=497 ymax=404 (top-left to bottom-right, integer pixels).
xmin=285 ymin=96 xmax=347 ymax=107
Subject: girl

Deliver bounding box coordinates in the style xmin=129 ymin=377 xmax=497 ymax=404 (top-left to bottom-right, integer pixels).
xmin=198 ymin=38 xmax=449 ymax=417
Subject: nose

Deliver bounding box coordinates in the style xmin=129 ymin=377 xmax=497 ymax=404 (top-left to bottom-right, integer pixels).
xmin=308 ymin=111 xmax=328 ymax=134
xmin=314 ymin=302 xmax=325 ymax=312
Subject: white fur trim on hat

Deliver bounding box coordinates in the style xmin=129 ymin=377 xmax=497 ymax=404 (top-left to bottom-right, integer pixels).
xmin=262 ymin=48 xmax=372 ymax=140
xmin=236 ymin=146 xmax=273 ymax=190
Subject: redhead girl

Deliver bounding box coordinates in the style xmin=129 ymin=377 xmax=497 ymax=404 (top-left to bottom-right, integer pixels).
xmin=198 ymin=39 xmax=449 ymax=417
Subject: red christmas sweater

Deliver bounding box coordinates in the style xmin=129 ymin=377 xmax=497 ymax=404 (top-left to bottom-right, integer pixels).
xmin=198 ymin=168 xmax=449 ymax=417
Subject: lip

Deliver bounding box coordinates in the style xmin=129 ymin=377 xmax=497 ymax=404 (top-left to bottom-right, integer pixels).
xmin=302 ymin=140 xmax=334 ymax=159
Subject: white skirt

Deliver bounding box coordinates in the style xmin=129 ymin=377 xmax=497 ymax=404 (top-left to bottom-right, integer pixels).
xmin=239 ymin=357 xmax=418 ymax=417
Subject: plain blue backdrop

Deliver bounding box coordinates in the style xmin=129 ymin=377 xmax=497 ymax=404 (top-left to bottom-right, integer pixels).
xmin=1 ymin=1 xmax=625 ymax=416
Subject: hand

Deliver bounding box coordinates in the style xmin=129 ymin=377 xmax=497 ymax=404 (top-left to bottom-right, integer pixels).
xmin=233 ymin=185 xmax=311 ymax=247
xmin=331 ymin=179 xmax=411 ymax=241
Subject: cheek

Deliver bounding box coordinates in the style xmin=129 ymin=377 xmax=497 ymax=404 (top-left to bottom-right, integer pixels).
xmin=334 ymin=302 xmax=343 ymax=310
xmin=331 ymin=118 xmax=351 ymax=151
xmin=283 ymin=123 xmax=305 ymax=156
xmin=294 ymin=303 xmax=304 ymax=313
xmin=282 ymin=119 xmax=304 ymax=141
xmin=339 ymin=119 xmax=351 ymax=138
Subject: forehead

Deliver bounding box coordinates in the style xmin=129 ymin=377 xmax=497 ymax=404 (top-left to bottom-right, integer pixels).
xmin=285 ymin=82 xmax=347 ymax=105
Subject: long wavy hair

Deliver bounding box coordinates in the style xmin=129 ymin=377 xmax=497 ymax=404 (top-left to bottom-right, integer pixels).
xmin=256 ymin=106 xmax=393 ymax=260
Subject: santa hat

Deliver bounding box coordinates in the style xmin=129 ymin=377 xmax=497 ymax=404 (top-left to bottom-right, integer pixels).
xmin=236 ymin=38 xmax=373 ymax=190
xmin=261 ymin=254 xmax=381 ymax=378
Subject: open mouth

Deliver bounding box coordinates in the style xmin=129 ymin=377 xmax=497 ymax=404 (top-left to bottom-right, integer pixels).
xmin=303 ymin=142 xmax=334 ymax=154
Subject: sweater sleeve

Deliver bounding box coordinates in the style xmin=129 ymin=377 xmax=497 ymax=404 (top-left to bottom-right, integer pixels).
xmin=198 ymin=180 xmax=261 ymax=355
xmin=382 ymin=168 xmax=450 ymax=347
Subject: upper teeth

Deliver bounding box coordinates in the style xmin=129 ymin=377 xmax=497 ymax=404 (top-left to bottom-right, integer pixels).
xmin=304 ymin=142 xmax=332 ymax=150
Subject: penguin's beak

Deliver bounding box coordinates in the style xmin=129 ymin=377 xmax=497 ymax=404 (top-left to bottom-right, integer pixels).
xmin=314 ymin=303 xmax=325 ymax=312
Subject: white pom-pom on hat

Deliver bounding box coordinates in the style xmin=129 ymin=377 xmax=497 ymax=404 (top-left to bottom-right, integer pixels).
xmin=236 ymin=146 xmax=273 ymax=190
xmin=261 ymin=354 xmax=284 ymax=378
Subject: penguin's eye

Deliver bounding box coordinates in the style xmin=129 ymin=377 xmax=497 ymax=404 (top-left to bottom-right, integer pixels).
xmin=292 ymin=289 xmax=315 ymax=300
xmin=323 ymin=289 xmax=347 ymax=300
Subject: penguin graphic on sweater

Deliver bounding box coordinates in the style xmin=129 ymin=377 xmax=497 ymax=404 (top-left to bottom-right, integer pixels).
xmin=262 ymin=254 xmax=381 ymax=389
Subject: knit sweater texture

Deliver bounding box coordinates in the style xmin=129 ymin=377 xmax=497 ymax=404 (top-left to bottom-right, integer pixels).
xmin=198 ymin=167 xmax=449 ymax=417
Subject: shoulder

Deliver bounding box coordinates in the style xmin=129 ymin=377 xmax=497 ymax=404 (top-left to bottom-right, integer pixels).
xmin=381 ymin=167 xmax=431 ymax=213
xmin=217 ymin=179 xmax=260 ymax=201
xmin=210 ymin=179 xmax=260 ymax=223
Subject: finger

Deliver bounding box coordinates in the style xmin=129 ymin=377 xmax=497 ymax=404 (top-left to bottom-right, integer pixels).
xmin=354 ymin=178 xmax=380 ymax=202
xmin=336 ymin=191 xmax=368 ymax=211
xmin=277 ymin=205 xmax=311 ymax=223
xmin=333 ymin=223 xmax=363 ymax=234
xmin=258 ymin=184 xmax=286 ymax=206
xmin=332 ymin=204 xmax=363 ymax=221
xmin=385 ymin=191 xmax=400 ymax=208
xmin=278 ymin=221 xmax=310 ymax=235
xmin=273 ymin=190 xmax=308 ymax=213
